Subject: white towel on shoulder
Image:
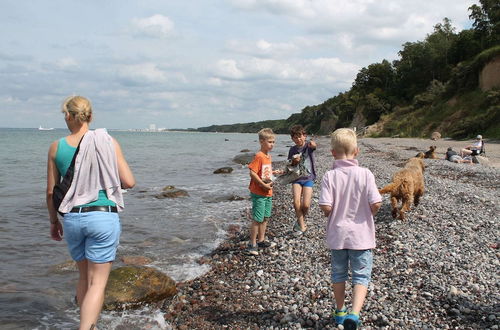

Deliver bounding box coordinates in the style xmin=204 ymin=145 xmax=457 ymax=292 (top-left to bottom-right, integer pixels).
xmin=59 ymin=128 xmax=124 ymax=213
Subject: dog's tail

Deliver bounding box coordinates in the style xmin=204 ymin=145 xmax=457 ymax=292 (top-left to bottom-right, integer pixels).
xmin=379 ymin=182 xmax=398 ymax=194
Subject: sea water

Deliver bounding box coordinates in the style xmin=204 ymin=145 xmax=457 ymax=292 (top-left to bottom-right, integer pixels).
xmin=0 ymin=128 xmax=290 ymax=329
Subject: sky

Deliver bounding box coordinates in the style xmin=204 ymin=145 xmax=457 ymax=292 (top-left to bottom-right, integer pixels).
xmin=1 ymin=0 xmax=477 ymax=130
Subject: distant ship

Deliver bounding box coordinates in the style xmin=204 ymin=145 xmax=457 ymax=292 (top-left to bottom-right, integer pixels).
xmin=38 ymin=125 xmax=54 ymax=131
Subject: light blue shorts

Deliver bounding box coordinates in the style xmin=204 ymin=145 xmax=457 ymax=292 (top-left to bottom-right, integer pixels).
xmin=330 ymin=249 xmax=373 ymax=287
xmin=251 ymin=193 xmax=272 ymax=223
xmin=63 ymin=211 xmax=121 ymax=263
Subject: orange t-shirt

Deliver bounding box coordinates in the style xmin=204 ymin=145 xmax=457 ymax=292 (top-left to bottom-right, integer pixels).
xmin=248 ymin=151 xmax=273 ymax=197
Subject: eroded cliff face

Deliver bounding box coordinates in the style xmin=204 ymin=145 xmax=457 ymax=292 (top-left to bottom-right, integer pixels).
xmin=479 ymin=55 xmax=500 ymax=91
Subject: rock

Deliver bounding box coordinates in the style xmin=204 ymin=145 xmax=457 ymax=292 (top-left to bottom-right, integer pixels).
xmin=474 ymin=155 xmax=490 ymax=166
xmin=203 ymin=194 xmax=246 ymax=203
xmin=120 ymin=256 xmax=152 ymax=266
xmin=213 ymin=167 xmax=234 ymax=174
xmin=226 ymin=224 xmax=241 ymax=236
xmin=448 ymin=286 xmax=459 ymax=297
xmin=49 ymin=260 xmax=77 ymax=274
xmin=431 ymin=132 xmax=441 ymax=140
xmin=232 ymin=152 xmax=255 ymax=165
xmin=156 ymin=186 xmax=189 ymax=198
xmin=240 ymin=149 xmax=251 ymax=152
xmin=103 ymin=266 xmax=177 ymax=311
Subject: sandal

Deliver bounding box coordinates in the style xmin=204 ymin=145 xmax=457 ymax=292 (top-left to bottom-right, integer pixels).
xmin=293 ymin=222 xmax=304 ymax=236
xmin=333 ymin=307 xmax=347 ymax=325
xmin=343 ymin=312 xmax=361 ymax=330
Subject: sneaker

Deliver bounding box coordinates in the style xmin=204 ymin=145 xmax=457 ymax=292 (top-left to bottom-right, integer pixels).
xmin=245 ymin=244 xmax=259 ymax=256
xmin=343 ymin=312 xmax=361 ymax=330
xmin=333 ymin=307 xmax=347 ymax=325
xmin=257 ymin=240 xmax=276 ymax=249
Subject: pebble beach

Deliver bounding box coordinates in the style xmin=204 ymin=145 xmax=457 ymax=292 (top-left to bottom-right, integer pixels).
xmin=163 ymin=137 xmax=500 ymax=329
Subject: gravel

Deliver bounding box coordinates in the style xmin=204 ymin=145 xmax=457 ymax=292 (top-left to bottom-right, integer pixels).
xmin=163 ymin=137 xmax=500 ymax=329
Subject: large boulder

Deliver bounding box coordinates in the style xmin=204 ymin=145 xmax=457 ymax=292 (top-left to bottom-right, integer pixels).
xmin=103 ymin=266 xmax=177 ymax=311
xmin=156 ymin=186 xmax=189 ymax=198
xmin=232 ymin=152 xmax=255 ymax=165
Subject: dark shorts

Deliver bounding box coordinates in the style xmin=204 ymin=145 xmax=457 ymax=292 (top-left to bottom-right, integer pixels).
xmin=292 ymin=180 xmax=314 ymax=188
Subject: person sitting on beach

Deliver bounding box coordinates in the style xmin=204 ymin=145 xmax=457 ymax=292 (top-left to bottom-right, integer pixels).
xmin=246 ymin=128 xmax=282 ymax=256
xmin=287 ymin=125 xmax=317 ymax=235
xmin=46 ymin=96 xmax=135 ymax=329
xmin=445 ymin=147 xmax=472 ymax=164
xmin=319 ymin=128 xmax=382 ymax=329
xmin=461 ymin=135 xmax=483 ymax=157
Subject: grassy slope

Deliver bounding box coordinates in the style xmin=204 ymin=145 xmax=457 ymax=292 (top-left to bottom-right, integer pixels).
xmin=379 ymin=89 xmax=500 ymax=139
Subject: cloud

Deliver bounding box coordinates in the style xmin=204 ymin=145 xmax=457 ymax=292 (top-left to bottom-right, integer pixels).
xmin=228 ymin=0 xmax=316 ymax=17
xmin=227 ymin=39 xmax=298 ymax=57
xmin=228 ymin=0 xmax=475 ymax=42
xmin=214 ymin=57 xmax=359 ymax=86
xmin=215 ymin=59 xmax=245 ymax=79
xmin=56 ymin=57 xmax=79 ymax=69
xmin=132 ymin=14 xmax=174 ymax=38
xmin=117 ymin=63 xmax=168 ymax=84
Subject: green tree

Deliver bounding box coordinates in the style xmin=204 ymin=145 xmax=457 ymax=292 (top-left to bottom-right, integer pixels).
xmin=426 ymin=18 xmax=457 ymax=81
xmin=352 ymin=60 xmax=395 ymax=95
xmin=449 ymin=29 xmax=483 ymax=64
xmin=469 ymin=0 xmax=500 ymax=47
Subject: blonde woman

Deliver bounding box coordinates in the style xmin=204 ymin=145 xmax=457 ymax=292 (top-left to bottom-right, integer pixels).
xmin=46 ymin=96 xmax=135 ymax=329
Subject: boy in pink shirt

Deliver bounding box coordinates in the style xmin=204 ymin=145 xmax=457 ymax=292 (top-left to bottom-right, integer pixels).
xmin=319 ymin=128 xmax=382 ymax=329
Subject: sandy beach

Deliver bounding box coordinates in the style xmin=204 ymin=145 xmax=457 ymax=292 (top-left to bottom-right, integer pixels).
xmin=163 ymin=136 xmax=499 ymax=329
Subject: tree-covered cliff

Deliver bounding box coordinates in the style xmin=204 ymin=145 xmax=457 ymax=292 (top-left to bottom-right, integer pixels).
xmin=198 ymin=1 xmax=500 ymax=139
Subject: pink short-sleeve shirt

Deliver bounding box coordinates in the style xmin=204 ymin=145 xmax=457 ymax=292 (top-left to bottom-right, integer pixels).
xmin=319 ymin=159 xmax=382 ymax=250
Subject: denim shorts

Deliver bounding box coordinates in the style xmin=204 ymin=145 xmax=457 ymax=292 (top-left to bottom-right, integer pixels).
xmin=293 ymin=180 xmax=314 ymax=187
xmin=63 ymin=211 xmax=121 ymax=263
xmin=330 ymin=249 xmax=373 ymax=287
xmin=251 ymin=193 xmax=272 ymax=223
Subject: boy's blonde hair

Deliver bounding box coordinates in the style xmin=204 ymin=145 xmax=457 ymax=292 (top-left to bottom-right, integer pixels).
xmin=258 ymin=128 xmax=275 ymax=141
xmin=331 ymin=128 xmax=357 ymax=155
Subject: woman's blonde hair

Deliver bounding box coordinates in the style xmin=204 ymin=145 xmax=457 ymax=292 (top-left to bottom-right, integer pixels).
xmin=330 ymin=128 xmax=357 ymax=154
xmin=61 ymin=96 xmax=92 ymax=123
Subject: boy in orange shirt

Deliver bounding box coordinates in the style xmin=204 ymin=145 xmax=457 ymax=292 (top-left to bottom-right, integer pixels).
xmin=247 ymin=128 xmax=281 ymax=255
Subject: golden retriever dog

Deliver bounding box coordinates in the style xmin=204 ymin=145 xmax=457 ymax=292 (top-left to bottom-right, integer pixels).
xmin=424 ymin=146 xmax=438 ymax=159
xmin=379 ymin=157 xmax=425 ymax=220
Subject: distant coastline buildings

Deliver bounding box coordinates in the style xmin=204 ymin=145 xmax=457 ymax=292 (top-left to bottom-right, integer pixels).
xmin=124 ymin=124 xmax=196 ymax=132
xmin=126 ymin=124 xmax=169 ymax=132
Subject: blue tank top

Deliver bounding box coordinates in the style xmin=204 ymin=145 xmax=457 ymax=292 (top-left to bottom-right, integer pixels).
xmin=55 ymin=138 xmax=116 ymax=207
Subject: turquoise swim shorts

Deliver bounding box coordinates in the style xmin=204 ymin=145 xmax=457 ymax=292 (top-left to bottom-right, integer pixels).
xmin=251 ymin=193 xmax=272 ymax=223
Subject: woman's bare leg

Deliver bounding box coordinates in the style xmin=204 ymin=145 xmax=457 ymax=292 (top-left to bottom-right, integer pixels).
xmin=79 ymin=261 xmax=112 ymax=330
xmin=75 ymin=260 xmax=89 ymax=306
